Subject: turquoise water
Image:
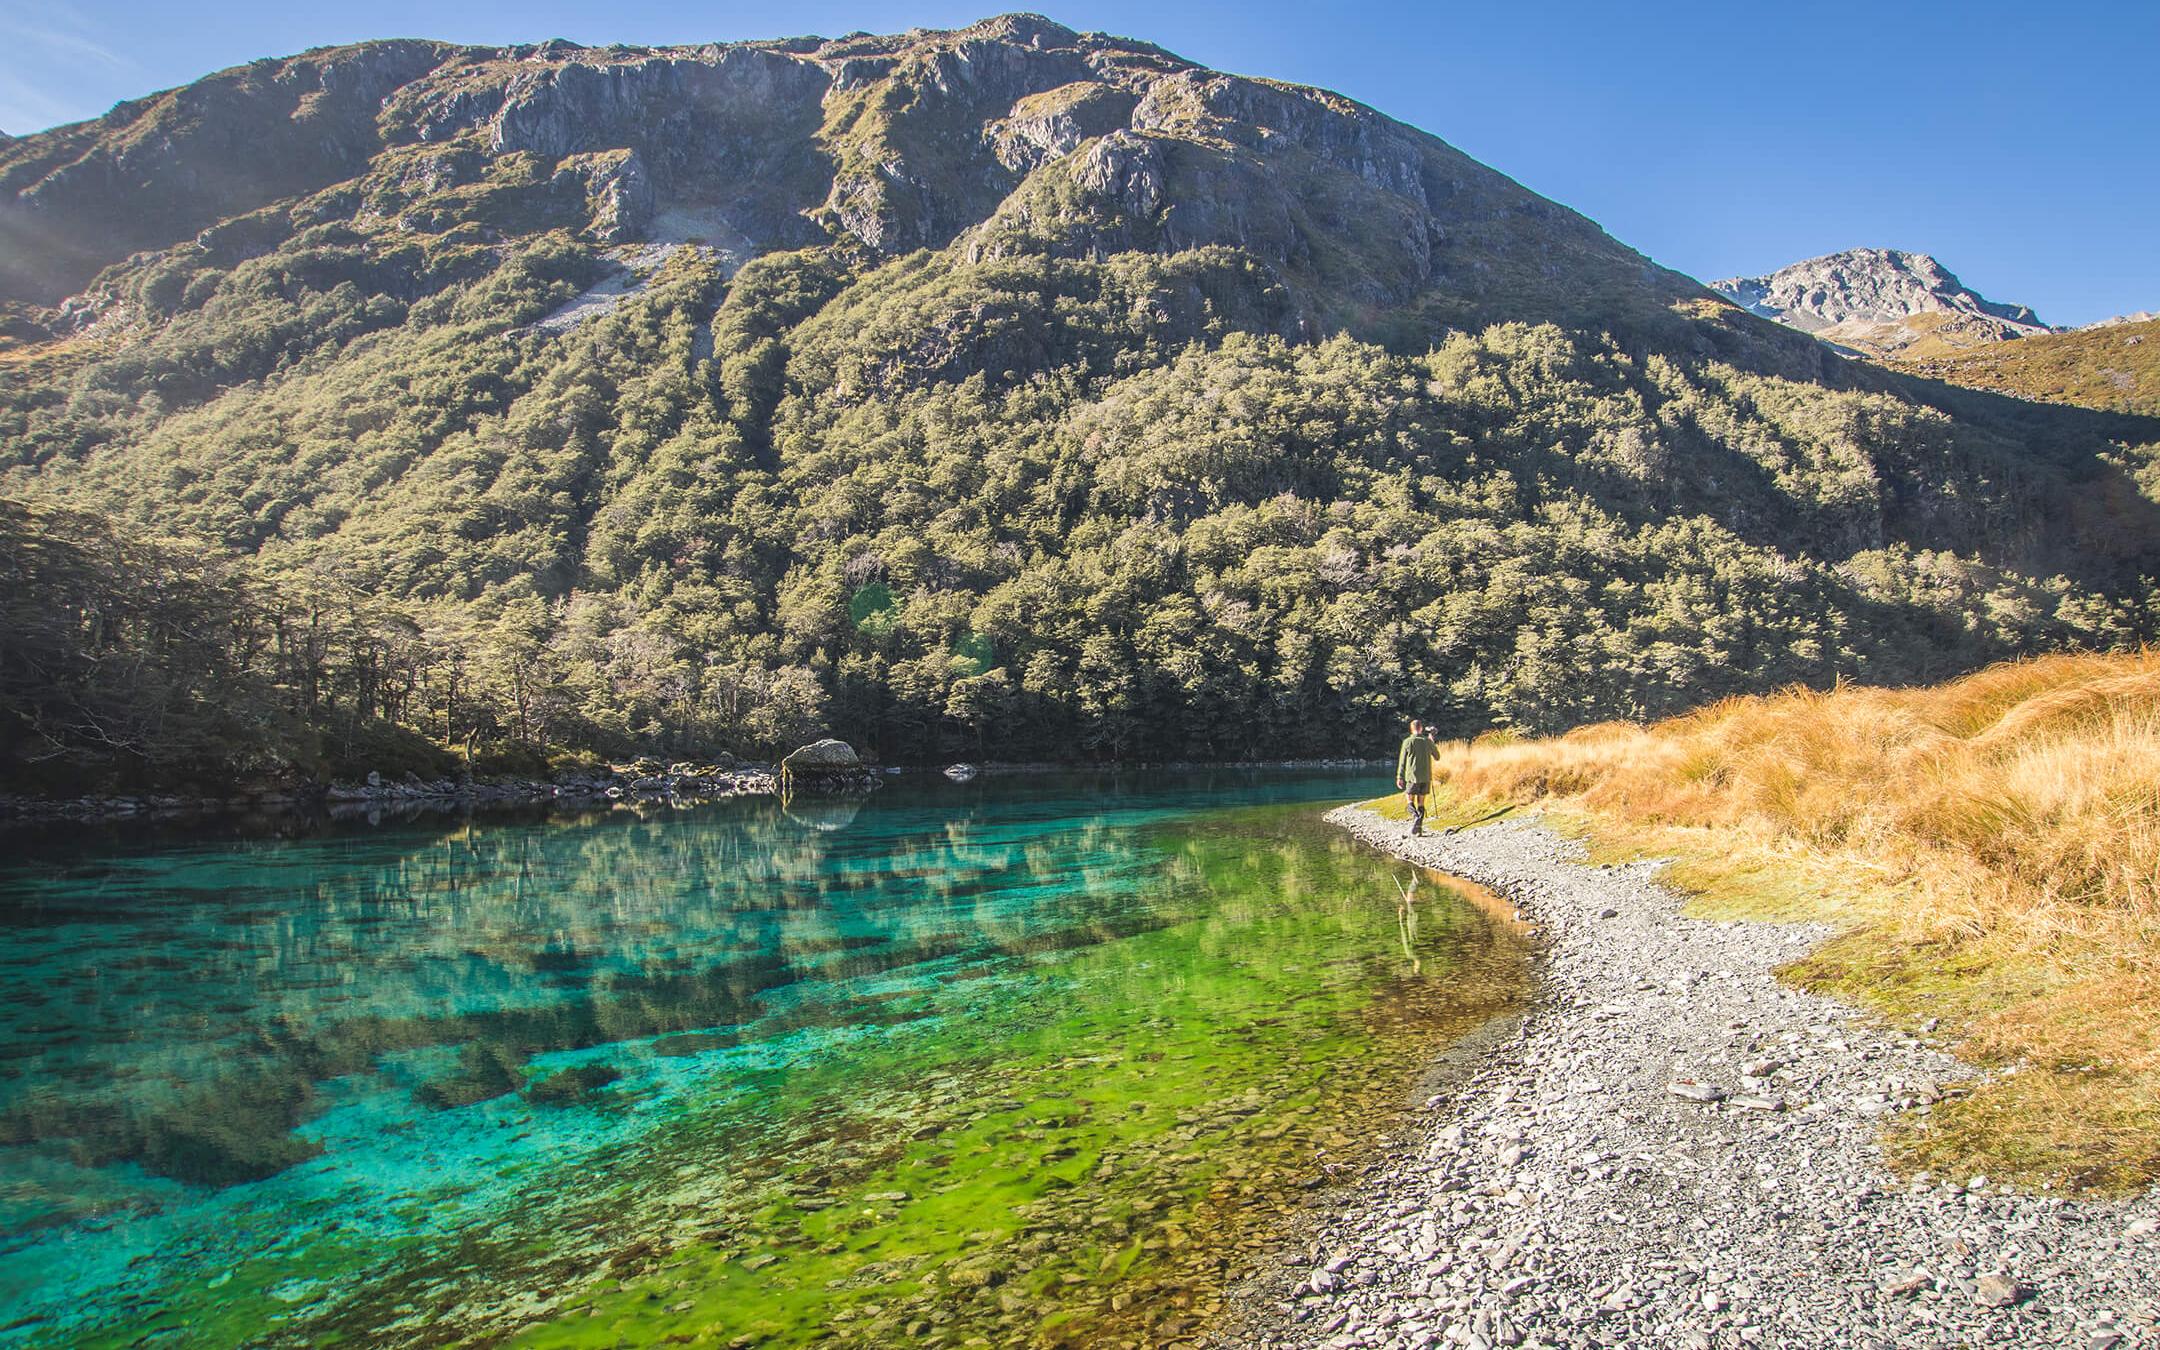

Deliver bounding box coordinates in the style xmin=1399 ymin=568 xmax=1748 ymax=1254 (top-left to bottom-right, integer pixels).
xmin=0 ymin=771 xmax=1526 ymax=1347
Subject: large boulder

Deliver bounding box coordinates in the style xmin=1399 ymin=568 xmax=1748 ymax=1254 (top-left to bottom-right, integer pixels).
xmin=779 ymin=739 xmax=861 ymax=775
xmin=777 ymin=739 xmax=878 ymax=796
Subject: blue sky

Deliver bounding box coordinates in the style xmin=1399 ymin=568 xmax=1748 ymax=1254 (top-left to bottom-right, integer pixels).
xmin=4 ymin=0 xmax=2154 ymax=325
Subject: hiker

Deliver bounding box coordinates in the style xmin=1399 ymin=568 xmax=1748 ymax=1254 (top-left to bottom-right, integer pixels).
xmin=1396 ymin=718 xmax=1437 ymax=836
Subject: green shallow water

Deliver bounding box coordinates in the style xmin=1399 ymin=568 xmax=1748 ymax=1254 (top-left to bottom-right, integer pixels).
xmin=0 ymin=770 xmax=1528 ymax=1347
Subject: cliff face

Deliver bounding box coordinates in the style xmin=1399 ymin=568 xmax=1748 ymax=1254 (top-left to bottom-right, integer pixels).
xmin=1713 ymin=248 xmax=2051 ymax=359
xmin=0 ymin=14 xmax=1711 ymax=333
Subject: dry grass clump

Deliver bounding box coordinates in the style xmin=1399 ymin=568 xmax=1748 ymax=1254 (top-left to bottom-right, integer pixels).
xmin=1422 ymin=650 xmax=2160 ymax=1191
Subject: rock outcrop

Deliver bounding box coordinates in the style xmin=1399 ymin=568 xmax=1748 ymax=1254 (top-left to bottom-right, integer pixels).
xmin=550 ymin=148 xmax=654 ymax=243
xmin=985 ymin=83 xmax=1138 ymax=172
xmin=1712 ymin=248 xmax=2051 ymax=358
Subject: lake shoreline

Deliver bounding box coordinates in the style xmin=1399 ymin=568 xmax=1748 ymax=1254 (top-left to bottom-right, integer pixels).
xmin=1215 ymin=804 xmax=2160 ymax=1349
xmin=0 ymin=757 xmax=1386 ymax=830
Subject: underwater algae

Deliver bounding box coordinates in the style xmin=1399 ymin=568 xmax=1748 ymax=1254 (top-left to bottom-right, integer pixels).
xmin=0 ymin=773 xmax=1527 ymax=1346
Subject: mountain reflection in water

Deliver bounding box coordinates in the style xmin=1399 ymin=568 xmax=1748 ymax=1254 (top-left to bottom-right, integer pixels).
xmin=0 ymin=770 xmax=1528 ymax=1348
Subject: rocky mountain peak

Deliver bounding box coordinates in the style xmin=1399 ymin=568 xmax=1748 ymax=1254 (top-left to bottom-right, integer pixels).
xmin=2087 ymin=310 xmax=2158 ymax=330
xmin=1712 ymin=247 xmax=2049 ymax=358
xmin=953 ymin=12 xmax=1083 ymax=48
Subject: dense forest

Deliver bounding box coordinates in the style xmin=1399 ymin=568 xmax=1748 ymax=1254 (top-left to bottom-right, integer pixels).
xmin=4 ymin=18 xmax=2159 ymax=791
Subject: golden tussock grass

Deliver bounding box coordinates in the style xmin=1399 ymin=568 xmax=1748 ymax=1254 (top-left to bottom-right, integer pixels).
xmin=1411 ymin=650 xmax=2160 ymax=1192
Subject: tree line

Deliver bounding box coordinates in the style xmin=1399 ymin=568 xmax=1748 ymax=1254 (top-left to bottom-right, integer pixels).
xmin=6 ymin=234 xmax=2159 ymax=792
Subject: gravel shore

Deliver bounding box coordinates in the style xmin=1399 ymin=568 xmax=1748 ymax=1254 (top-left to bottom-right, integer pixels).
xmin=1220 ymin=806 xmax=2159 ymax=1350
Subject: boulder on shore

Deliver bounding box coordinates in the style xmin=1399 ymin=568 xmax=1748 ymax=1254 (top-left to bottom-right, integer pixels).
xmin=777 ymin=739 xmax=880 ymax=796
xmin=779 ymin=739 xmax=862 ymax=775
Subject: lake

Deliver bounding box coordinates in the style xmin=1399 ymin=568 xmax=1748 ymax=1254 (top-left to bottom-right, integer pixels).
xmin=0 ymin=770 xmax=1528 ymax=1347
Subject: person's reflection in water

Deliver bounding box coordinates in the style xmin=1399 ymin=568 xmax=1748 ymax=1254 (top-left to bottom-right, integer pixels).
xmin=1395 ymin=872 xmax=1422 ymax=975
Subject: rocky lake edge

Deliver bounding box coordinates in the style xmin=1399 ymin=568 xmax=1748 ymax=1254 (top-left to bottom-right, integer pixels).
xmin=0 ymin=755 xmax=1383 ymax=828
xmin=0 ymin=757 xmax=838 ymax=828
xmin=1212 ymin=804 xmax=2160 ymax=1350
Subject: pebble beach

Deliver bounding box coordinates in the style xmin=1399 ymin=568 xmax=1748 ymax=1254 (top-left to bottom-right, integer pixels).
xmin=1219 ymin=806 xmax=2160 ymax=1350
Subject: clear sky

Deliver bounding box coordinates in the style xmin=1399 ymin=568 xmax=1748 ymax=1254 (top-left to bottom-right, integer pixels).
xmin=4 ymin=0 xmax=2154 ymax=326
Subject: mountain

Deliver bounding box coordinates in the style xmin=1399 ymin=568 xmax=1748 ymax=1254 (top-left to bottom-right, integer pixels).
xmin=1710 ymin=252 xmax=2159 ymax=415
xmin=1712 ymin=248 xmax=2051 ymax=359
xmin=3 ymin=15 xmax=2158 ymax=790
xmin=1894 ymin=315 xmax=2160 ymax=416
xmin=0 ymin=17 xmax=1708 ymax=333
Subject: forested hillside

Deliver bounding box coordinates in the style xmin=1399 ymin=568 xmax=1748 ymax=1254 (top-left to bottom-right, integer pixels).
xmin=4 ymin=15 xmax=2158 ymax=790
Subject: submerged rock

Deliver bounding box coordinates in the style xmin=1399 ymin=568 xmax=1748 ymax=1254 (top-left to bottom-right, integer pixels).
xmin=521 ymin=1064 xmax=624 ymax=1106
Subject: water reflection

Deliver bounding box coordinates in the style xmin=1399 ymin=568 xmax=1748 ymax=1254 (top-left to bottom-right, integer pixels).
xmin=0 ymin=772 xmax=1529 ymax=1348
xmin=782 ymin=796 xmax=864 ymax=833
xmin=1395 ymin=872 xmax=1425 ymax=975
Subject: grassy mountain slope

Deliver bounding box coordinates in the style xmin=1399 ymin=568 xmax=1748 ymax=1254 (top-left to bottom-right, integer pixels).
xmin=2 ymin=15 xmax=2159 ymax=788
xmin=1893 ymin=317 xmax=2160 ymax=416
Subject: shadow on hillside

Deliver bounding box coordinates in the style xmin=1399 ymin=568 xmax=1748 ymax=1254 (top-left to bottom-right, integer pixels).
xmin=1879 ymin=366 xmax=2160 ymax=448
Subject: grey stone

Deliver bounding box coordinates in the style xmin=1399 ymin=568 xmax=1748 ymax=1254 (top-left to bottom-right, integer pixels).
xmin=1883 ymin=1270 xmax=1932 ymax=1298
xmin=1975 ymin=1273 xmax=2025 ymax=1308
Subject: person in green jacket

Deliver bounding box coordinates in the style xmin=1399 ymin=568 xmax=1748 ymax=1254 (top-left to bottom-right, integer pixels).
xmin=1396 ymin=718 xmax=1438 ymax=836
